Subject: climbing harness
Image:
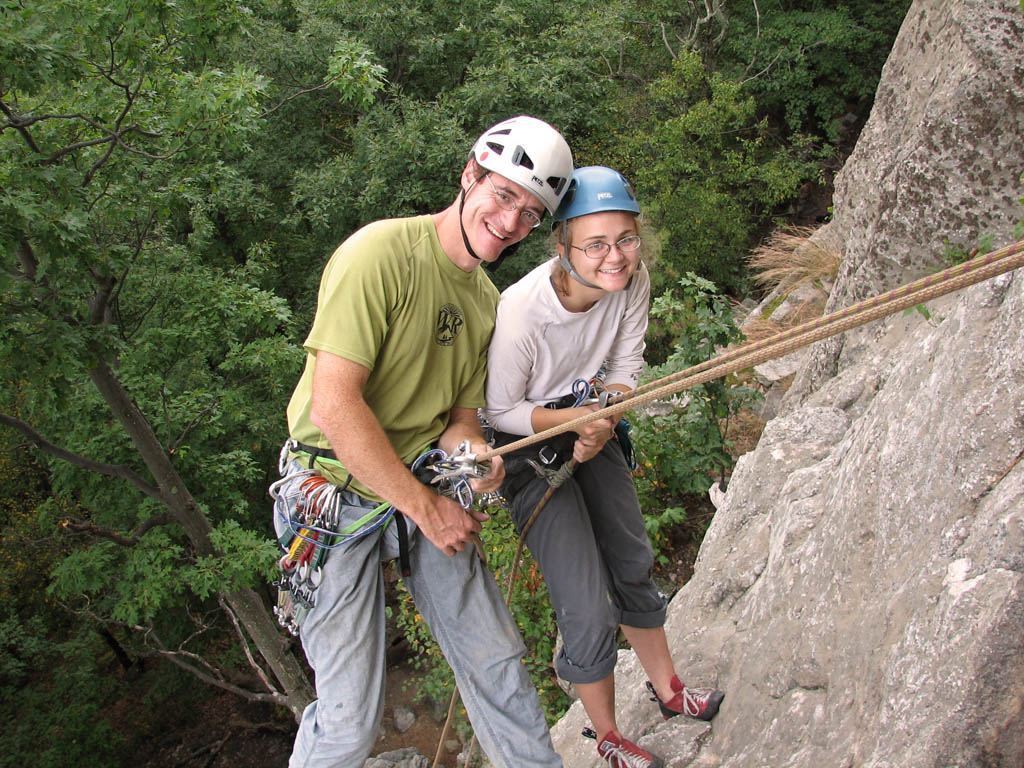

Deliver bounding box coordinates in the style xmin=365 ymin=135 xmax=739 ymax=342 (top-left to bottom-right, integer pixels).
xmin=271 ymin=439 xmax=496 ymax=634
xmin=512 ymin=377 xmax=633 ymax=488
xmin=270 ymin=442 xmax=396 ymax=634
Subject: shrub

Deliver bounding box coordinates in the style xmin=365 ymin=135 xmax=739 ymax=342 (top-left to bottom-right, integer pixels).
xmin=632 ymin=273 xmax=762 ymax=518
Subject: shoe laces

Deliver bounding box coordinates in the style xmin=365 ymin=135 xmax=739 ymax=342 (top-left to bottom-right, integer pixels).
xmin=679 ymin=685 xmax=712 ymax=717
xmin=588 ymin=729 xmax=658 ymax=768
xmin=647 ymin=677 xmax=718 ymax=717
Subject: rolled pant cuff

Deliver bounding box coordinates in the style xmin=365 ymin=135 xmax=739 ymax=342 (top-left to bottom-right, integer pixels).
xmin=619 ymin=602 xmax=667 ymax=629
xmin=554 ymin=648 xmax=618 ymax=685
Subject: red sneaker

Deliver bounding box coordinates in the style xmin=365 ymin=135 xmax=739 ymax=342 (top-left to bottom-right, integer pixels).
xmin=583 ymin=727 xmax=664 ymax=768
xmin=646 ymin=675 xmax=724 ymax=721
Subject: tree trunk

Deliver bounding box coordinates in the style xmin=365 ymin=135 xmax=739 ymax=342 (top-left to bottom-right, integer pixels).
xmin=99 ymin=627 xmax=136 ymax=672
xmin=224 ymin=587 xmax=315 ymax=717
xmin=87 ymin=359 xmax=315 ymax=719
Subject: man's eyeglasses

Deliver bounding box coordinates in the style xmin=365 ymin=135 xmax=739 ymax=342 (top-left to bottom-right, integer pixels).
xmin=571 ymin=235 xmax=642 ymax=259
xmin=485 ymin=175 xmax=543 ymax=229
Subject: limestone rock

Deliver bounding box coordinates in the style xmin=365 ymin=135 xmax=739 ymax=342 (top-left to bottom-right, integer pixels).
xmin=552 ymin=1 xmax=1024 ymax=765
xmin=393 ymin=704 xmax=416 ymax=733
xmin=785 ymin=0 xmax=1024 ymax=407
xmin=364 ymin=746 xmax=430 ymax=768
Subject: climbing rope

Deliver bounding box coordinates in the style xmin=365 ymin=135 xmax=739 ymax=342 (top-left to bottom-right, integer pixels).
xmin=431 ymin=237 xmax=1024 ymax=765
xmin=474 ymin=238 xmax=1024 ymax=463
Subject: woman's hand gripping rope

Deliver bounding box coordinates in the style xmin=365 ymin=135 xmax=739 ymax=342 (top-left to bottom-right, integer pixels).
xmin=568 ymin=379 xmax=616 ymax=465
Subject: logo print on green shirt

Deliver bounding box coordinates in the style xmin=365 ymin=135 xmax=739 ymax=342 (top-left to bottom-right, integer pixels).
xmin=435 ymin=303 xmax=465 ymax=346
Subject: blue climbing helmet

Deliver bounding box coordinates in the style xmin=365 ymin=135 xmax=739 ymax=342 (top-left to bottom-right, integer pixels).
xmin=552 ymin=165 xmax=640 ymax=223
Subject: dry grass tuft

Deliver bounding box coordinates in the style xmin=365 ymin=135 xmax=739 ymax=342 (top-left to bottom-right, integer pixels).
xmin=748 ymin=225 xmax=842 ymax=295
xmin=722 ymin=407 xmax=767 ymax=461
xmin=781 ymin=296 xmax=827 ymax=328
xmin=739 ymin=314 xmax=784 ymax=344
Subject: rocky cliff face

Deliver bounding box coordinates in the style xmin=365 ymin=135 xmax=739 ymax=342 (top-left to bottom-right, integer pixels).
xmin=551 ymin=1 xmax=1024 ymax=765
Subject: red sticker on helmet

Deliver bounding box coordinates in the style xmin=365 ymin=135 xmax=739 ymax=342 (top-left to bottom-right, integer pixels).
xmin=480 ymin=151 xmax=490 ymax=162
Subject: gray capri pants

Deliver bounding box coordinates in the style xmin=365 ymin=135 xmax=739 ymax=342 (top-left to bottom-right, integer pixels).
xmin=504 ymin=439 xmax=667 ymax=685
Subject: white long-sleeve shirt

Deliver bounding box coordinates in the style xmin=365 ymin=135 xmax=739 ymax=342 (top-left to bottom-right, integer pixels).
xmin=484 ymin=260 xmax=650 ymax=436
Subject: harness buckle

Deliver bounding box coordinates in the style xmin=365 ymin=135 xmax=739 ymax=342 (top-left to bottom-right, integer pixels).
xmin=537 ymin=444 xmax=560 ymax=465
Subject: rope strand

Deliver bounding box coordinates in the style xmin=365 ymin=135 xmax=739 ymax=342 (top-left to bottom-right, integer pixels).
xmin=626 ymin=239 xmax=1022 ymax=400
xmin=433 ymin=238 xmax=1023 ymax=764
xmin=476 ymin=238 xmax=1024 ymax=461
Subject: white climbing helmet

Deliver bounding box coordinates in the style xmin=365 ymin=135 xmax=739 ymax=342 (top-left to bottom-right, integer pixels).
xmin=471 ymin=115 xmax=573 ymax=215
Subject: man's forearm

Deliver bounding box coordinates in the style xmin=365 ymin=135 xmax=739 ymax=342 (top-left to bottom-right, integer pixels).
xmin=326 ymin=405 xmax=439 ymax=527
xmin=437 ymin=409 xmax=487 ymax=455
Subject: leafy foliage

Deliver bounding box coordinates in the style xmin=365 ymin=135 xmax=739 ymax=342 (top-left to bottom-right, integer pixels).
xmin=719 ymin=0 xmax=912 ymax=142
xmin=0 ymin=633 xmax=125 ymax=768
xmin=606 ymin=52 xmax=825 ymax=296
xmin=1 ymin=0 xmax=907 ymax=754
xmin=632 ymin=274 xmax=761 ymax=512
xmin=643 ymin=505 xmax=689 ymax=567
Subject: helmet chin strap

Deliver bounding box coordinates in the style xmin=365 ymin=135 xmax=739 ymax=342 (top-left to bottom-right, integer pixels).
xmin=458 ymin=182 xmax=482 ymax=261
xmin=557 ymin=223 xmax=603 ymax=290
xmin=558 ymin=253 xmax=603 ymax=290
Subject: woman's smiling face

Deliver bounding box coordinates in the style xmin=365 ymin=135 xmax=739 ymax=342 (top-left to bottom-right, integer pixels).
xmin=563 ymin=210 xmax=641 ymax=293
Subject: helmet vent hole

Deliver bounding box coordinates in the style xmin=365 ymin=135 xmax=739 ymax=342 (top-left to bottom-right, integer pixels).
xmin=511 ymin=147 xmax=534 ymax=170
xmin=485 ymin=141 xmax=506 ymax=155
xmin=550 ymin=176 xmax=567 ymax=196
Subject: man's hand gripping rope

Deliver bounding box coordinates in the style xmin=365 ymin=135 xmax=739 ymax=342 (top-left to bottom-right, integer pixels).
xmin=414 ymin=441 xmax=497 ymax=565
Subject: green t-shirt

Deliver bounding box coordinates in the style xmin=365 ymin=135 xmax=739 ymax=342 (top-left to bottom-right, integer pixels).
xmin=286 ymin=215 xmax=500 ymax=500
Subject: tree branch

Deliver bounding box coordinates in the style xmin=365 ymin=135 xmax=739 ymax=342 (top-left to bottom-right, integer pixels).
xmin=15 ymin=238 xmax=38 ymax=281
xmin=133 ymin=624 xmax=285 ymax=706
xmin=108 ymin=207 xmax=157 ymax=310
xmin=84 ymin=72 xmax=146 ymax=185
xmin=661 ymin=22 xmax=677 ymax=59
xmin=0 ymin=98 xmax=41 ymax=153
xmin=219 ymin=595 xmax=281 ymax=697
xmin=0 ymin=412 xmax=163 ymax=500
xmin=65 ymin=601 xmax=286 ymax=708
xmin=259 ymin=76 xmax=345 ymax=119
xmin=43 ymin=123 xmax=161 ymax=164
xmin=170 ymin=403 xmax=218 ymax=455
xmin=64 ymin=512 xmax=172 ymax=546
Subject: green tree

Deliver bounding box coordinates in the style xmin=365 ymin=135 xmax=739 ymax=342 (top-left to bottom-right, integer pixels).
xmin=629 ymin=0 xmax=911 ymax=143
xmin=719 ymin=0 xmax=911 ymax=142
xmin=609 ymin=51 xmax=822 ymax=296
xmin=1 ymin=0 xmax=323 ymax=718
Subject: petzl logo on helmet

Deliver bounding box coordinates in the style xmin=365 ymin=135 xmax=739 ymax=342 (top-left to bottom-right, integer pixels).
xmin=435 ymin=304 xmax=465 ymax=346
xmin=531 ymin=175 xmax=544 ymax=188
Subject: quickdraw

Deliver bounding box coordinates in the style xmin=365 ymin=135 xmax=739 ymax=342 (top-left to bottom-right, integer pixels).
xmin=271 ymin=440 xmax=496 ymax=635
xmin=571 ymin=376 xmax=608 ymax=407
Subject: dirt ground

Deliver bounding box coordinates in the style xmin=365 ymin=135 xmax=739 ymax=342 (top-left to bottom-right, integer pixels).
xmin=128 ymin=648 xmax=486 ymax=768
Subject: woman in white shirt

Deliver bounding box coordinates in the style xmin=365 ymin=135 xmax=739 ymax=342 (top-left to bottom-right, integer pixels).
xmin=485 ymin=166 xmax=724 ymax=768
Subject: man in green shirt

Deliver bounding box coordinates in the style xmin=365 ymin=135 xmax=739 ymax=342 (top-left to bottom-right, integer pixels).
xmin=272 ymin=116 xmax=573 ymax=767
